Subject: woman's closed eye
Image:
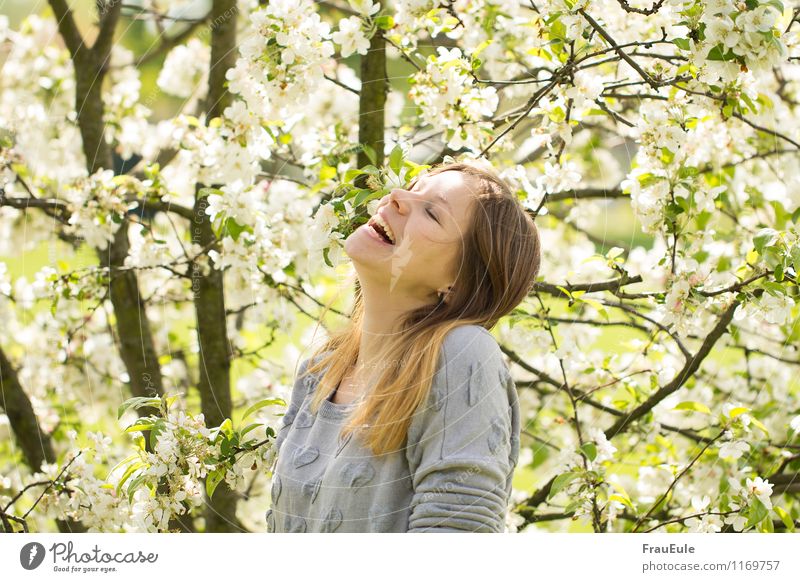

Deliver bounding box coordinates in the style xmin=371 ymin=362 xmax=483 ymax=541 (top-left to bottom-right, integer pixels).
xmin=426 ymin=206 xmax=440 ymax=224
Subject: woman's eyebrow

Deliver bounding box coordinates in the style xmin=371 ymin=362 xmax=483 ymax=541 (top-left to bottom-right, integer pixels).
xmin=436 ymin=193 xmax=452 ymax=209
xmin=409 ymin=178 xmax=451 ymax=208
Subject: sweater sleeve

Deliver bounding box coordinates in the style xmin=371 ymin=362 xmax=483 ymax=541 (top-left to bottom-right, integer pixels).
xmin=405 ymin=325 xmax=520 ymax=533
xmin=273 ymin=356 xmax=316 ymax=460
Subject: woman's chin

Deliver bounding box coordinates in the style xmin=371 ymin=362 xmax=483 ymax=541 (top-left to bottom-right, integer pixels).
xmin=344 ymin=228 xmax=394 ymax=264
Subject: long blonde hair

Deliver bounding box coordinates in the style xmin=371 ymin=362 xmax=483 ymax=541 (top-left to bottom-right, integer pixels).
xmin=302 ymin=160 xmax=542 ymax=456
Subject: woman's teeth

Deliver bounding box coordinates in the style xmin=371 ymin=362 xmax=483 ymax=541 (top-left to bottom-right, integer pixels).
xmin=371 ymin=215 xmax=395 ymax=244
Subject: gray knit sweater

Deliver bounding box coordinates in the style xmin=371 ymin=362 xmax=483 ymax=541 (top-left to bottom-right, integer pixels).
xmin=265 ymin=324 xmax=520 ymax=533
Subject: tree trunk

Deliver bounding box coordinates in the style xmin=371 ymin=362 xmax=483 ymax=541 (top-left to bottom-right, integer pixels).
xmin=192 ymin=0 xmax=243 ymax=532
xmin=357 ymin=28 xmax=388 ymax=170
xmin=0 ymin=346 xmax=87 ymax=532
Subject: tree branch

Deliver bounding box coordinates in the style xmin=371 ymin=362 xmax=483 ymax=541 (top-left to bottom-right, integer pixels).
xmin=93 ymin=0 xmax=123 ymax=58
xmin=47 ymin=0 xmax=86 ymax=58
xmin=604 ymin=300 xmax=740 ymax=439
xmin=0 ymin=346 xmax=87 ymax=532
xmin=134 ymin=15 xmax=210 ymax=67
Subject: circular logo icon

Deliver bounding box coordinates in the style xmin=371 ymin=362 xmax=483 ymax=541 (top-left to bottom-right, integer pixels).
xmin=20 ymin=542 xmax=46 ymax=570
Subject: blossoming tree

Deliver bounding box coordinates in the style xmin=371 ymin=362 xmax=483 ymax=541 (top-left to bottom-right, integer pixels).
xmin=1 ymin=0 xmax=800 ymax=533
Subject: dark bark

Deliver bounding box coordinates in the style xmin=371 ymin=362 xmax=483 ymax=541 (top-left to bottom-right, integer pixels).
xmin=192 ymin=0 xmax=243 ymax=533
xmin=0 ymin=347 xmax=87 ymax=532
xmin=99 ymin=225 xmax=166 ymax=406
xmin=44 ymin=0 xmax=180 ymax=532
xmin=356 ymin=28 xmax=388 ymax=170
xmin=205 ymin=0 xmax=239 ymax=120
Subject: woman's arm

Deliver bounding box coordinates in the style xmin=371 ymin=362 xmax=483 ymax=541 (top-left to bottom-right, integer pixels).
xmin=405 ymin=325 xmax=520 ymax=532
xmin=272 ymin=356 xmax=317 ymax=461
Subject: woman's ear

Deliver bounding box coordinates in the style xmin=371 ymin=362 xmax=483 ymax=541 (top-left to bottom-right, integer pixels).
xmin=436 ymin=285 xmax=453 ymax=302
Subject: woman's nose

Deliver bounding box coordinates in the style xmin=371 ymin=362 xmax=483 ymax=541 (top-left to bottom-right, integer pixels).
xmin=387 ymin=189 xmax=410 ymax=214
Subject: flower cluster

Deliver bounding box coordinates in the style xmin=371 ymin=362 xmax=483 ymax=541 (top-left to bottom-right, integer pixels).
xmin=157 ymin=38 xmax=210 ymax=99
xmin=409 ymin=46 xmax=499 ymax=150
xmin=103 ymin=47 xmax=151 ymax=160
xmin=680 ymin=0 xmax=788 ymax=85
xmin=63 ymin=169 xmax=137 ymax=251
xmin=226 ymin=0 xmax=335 ymax=119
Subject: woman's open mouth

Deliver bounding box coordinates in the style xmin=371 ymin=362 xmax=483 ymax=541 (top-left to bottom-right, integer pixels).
xmin=366 ymin=217 xmax=395 ymax=246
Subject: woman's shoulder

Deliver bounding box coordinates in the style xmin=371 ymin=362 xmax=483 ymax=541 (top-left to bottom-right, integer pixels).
xmin=293 ymin=350 xmax=333 ymax=396
xmin=440 ymin=324 xmax=503 ymax=366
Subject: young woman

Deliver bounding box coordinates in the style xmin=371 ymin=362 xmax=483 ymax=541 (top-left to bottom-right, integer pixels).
xmin=266 ymin=159 xmax=542 ymax=532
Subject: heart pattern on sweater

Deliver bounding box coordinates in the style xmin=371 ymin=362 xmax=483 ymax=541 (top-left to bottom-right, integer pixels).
xmin=294 ymin=408 xmax=315 ymax=428
xmin=301 ymin=476 xmax=323 ymax=503
xmin=430 ymin=381 xmax=446 ymax=411
xmin=487 ymin=414 xmax=507 ymax=455
xmin=271 ymin=474 xmax=282 ymax=504
xmin=303 ymin=374 xmax=317 ymax=392
xmin=283 ymin=514 xmax=307 ymax=533
xmin=281 ymin=404 xmax=298 ymax=428
xmin=320 ymin=507 xmax=343 ymax=532
xmin=335 ymin=431 xmax=353 ymax=457
xmin=292 ymin=445 xmax=319 ymax=468
xmin=467 ymin=361 xmax=484 ymax=407
xmin=368 ymin=507 xmax=398 ymax=532
xmin=342 ymin=460 xmax=375 ymax=489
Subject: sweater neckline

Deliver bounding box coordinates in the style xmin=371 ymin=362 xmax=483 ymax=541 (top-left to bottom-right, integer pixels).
xmin=317 ymin=382 xmax=359 ymax=420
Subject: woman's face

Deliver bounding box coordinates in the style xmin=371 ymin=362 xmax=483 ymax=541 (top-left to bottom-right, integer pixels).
xmin=344 ymin=170 xmax=477 ymax=302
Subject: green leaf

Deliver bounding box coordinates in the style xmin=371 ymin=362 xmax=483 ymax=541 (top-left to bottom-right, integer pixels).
xmin=322 ymin=246 xmax=334 ymax=269
xmin=125 ymin=422 xmax=155 ymax=433
xmin=242 ymin=398 xmax=287 ymax=421
xmin=790 ymin=245 xmax=800 ymax=275
xmin=206 ymin=467 xmax=225 ymax=499
xmin=753 ymin=228 xmax=778 ymax=254
xmin=344 ymin=168 xmax=363 ymax=183
xmin=555 ymin=285 xmax=572 ymax=300
xmin=118 ymin=397 xmax=162 ymax=419
xmin=240 ymin=423 xmax=262 ymax=437
xmin=319 ymin=165 xmax=337 ymax=181
xmin=547 ymin=472 xmax=580 ymax=500
xmin=218 ymin=418 xmax=234 ymax=439
xmin=354 ymin=188 xmax=381 ymax=207
xmin=745 ymin=497 xmax=769 ymax=529
xmin=577 ymin=296 xmax=607 ymax=318
xmin=149 ymin=419 xmax=167 ymax=451
xmin=580 ymin=442 xmax=597 ymax=462
xmin=360 ymin=164 xmax=382 ymax=176
xmin=728 ymin=406 xmax=750 ymax=419
xmin=673 ymin=38 xmax=691 ymax=51
xmin=127 ymin=474 xmax=149 ymax=506
xmin=609 ymin=494 xmax=635 ymax=512
xmin=223 ymin=216 xmax=247 ymax=241
xmin=220 ymin=436 xmax=232 ymax=457
xmin=674 ymin=401 xmax=711 ymax=415
xmin=706 ymin=44 xmax=738 ymax=62
xmin=749 ymin=417 xmax=770 ymax=437
xmin=472 ymin=39 xmax=493 ymax=59
xmin=115 ymin=462 xmax=144 ymax=497
xmin=165 ymin=393 xmax=183 ymax=409
xmin=388 ymin=144 xmax=404 ymax=176
xmin=197 ymin=187 xmax=222 ymax=199
xmin=361 ymin=144 xmax=377 ymax=165
xmin=375 ymin=15 xmax=394 ymax=30
xmin=774 ymin=505 xmax=795 ymax=532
